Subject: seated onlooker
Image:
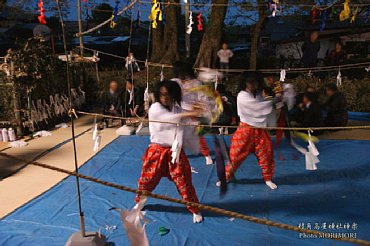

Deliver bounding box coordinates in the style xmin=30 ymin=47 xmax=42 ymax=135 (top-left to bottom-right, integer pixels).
xmin=291 ymin=86 xmax=318 ymax=123
xmin=325 ymin=41 xmax=347 ymax=66
xmin=300 ymin=92 xmax=324 ymax=128
xmin=122 ymin=78 xmax=144 ymax=117
xmin=102 ymin=80 xmax=122 ymax=127
xmin=324 ymin=83 xmax=348 ymax=127
xmin=102 ymin=80 xmax=122 ymax=116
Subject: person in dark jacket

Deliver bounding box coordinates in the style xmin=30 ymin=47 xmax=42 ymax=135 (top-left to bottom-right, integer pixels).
xmin=102 ymin=80 xmax=122 ymax=116
xmin=102 ymin=81 xmax=122 ymax=127
xmin=300 ymin=92 xmax=324 ymax=128
xmin=215 ymin=84 xmax=236 ymax=134
xmin=291 ymin=86 xmax=317 ymax=123
xmin=301 ymin=31 xmax=320 ymax=68
xmin=325 ymin=41 xmax=347 ymax=66
xmin=122 ymin=78 xmax=144 ymax=117
xmin=324 ymin=83 xmax=348 ymax=127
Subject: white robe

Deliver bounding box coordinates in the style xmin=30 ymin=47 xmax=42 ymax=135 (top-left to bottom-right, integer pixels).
xmin=237 ymin=91 xmax=273 ymax=128
xmin=172 ymin=78 xmax=203 ymax=154
xmin=149 ymin=102 xmax=183 ymax=147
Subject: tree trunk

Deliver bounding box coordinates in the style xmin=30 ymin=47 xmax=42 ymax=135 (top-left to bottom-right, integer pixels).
xmin=249 ymin=1 xmax=267 ymax=70
xmin=194 ymin=0 xmax=228 ymax=68
xmin=159 ymin=0 xmax=180 ymax=64
xmin=150 ymin=22 xmax=164 ymax=62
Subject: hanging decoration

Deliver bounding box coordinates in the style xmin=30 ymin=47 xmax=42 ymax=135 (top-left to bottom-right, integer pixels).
xmin=110 ymin=1 xmax=120 ymax=28
xmin=149 ymin=0 xmax=162 ymax=29
xmin=268 ymin=0 xmax=279 ymax=17
xmin=320 ymin=10 xmax=328 ymax=32
xmin=350 ymin=6 xmax=359 ymax=23
xmin=197 ymin=12 xmax=203 ymax=31
xmin=38 ymin=0 xmax=47 ymax=25
xmin=160 ymin=65 xmax=164 ymax=81
xmin=336 ymin=68 xmax=342 ymax=86
xmin=311 ymin=5 xmax=317 ymax=25
xmin=339 ymin=0 xmax=350 ymax=22
xmin=186 ymin=12 xmax=194 ymax=34
xmin=279 ymin=69 xmax=286 ymax=82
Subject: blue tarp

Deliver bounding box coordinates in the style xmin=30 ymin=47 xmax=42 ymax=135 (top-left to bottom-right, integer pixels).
xmin=1 ymin=136 xmax=369 ymax=246
xmin=348 ymin=112 xmax=370 ymax=122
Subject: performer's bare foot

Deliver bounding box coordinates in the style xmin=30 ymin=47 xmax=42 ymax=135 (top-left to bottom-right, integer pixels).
xmin=193 ymin=213 xmax=203 ymax=223
xmin=205 ymin=156 xmax=213 ymax=165
xmin=216 ymin=180 xmax=229 ymax=187
xmin=265 ymin=181 xmax=278 ymax=189
xmin=133 ymin=196 xmax=147 ymax=210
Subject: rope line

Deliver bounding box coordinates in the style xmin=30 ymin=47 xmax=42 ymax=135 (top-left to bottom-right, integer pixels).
xmin=76 ymin=110 xmax=370 ymax=131
xmin=137 ymin=0 xmax=370 ymax=8
xmin=0 ymin=152 xmax=369 ymax=245
xmin=75 ymin=46 xmax=370 ymax=74
xmin=76 ymin=0 xmax=139 ymax=37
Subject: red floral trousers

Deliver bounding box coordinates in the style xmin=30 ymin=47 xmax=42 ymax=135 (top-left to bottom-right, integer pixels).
xmin=226 ymin=122 xmax=274 ymax=182
xmin=135 ymin=144 xmax=200 ymax=214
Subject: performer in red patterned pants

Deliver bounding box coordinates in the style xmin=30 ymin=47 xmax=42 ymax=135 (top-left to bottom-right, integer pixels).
xmin=221 ymin=73 xmax=278 ymax=190
xmin=136 ymin=144 xmax=200 ymax=214
xmin=135 ymin=80 xmax=203 ymax=223
xmin=226 ymin=122 xmax=274 ymax=183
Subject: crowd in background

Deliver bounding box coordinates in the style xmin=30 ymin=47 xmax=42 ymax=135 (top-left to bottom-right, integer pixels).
xmin=102 ymin=72 xmax=348 ymax=133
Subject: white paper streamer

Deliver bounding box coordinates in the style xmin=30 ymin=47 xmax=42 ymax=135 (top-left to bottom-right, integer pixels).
xmin=92 ymin=123 xmax=98 ymax=141
xmin=336 ymin=69 xmax=342 ymax=86
xmin=280 ymin=69 xmax=286 ymax=82
xmin=186 ymin=11 xmax=194 ymax=34
xmin=171 ymin=135 xmax=180 ymax=164
xmin=93 ymin=135 xmax=101 ymax=152
xmin=117 ymin=197 xmax=149 ymax=246
xmin=290 ymin=132 xmax=320 ymax=171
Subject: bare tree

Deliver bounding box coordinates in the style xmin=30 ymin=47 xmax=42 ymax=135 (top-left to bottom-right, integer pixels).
xmin=194 ymin=0 xmax=228 ymax=68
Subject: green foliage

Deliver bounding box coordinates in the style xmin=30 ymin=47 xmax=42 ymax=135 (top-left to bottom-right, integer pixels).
xmin=92 ymin=3 xmax=114 ymax=24
xmin=6 ymin=38 xmax=67 ymax=98
xmin=286 ymin=75 xmax=370 ymax=112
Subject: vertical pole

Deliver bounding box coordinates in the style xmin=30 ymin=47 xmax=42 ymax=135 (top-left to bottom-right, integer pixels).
xmin=184 ymin=0 xmax=190 ymax=59
xmin=57 ymin=0 xmax=85 ymax=238
xmin=77 ymin=0 xmax=84 ymax=57
xmin=77 ymin=0 xmax=85 ymax=95
xmin=10 ymin=61 xmax=23 ymax=136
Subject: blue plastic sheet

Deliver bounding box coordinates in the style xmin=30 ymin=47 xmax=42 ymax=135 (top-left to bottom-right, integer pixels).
xmin=0 ymin=136 xmax=369 ymax=246
xmin=348 ymin=112 xmax=370 ymax=122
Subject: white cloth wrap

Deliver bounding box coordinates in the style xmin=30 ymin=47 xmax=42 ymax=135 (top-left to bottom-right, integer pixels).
xmin=237 ymin=91 xmax=273 ymax=128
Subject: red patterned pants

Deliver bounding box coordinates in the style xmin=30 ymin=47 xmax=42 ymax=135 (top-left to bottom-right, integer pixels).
xmin=226 ymin=122 xmax=274 ymax=182
xmin=135 ymin=144 xmax=200 ymax=214
xmin=199 ymin=136 xmax=210 ymax=156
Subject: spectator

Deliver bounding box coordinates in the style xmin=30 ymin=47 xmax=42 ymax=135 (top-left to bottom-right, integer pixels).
xmin=217 ymin=43 xmax=233 ymax=81
xmin=291 ymin=86 xmax=318 ymax=123
xmin=324 ymin=83 xmax=348 ymax=127
xmin=301 ymin=31 xmax=320 ymax=68
xmin=215 ymin=84 xmax=237 ymax=134
xmin=102 ymin=80 xmax=122 ymax=126
xmin=299 ymin=92 xmax=324 ymax=129
xmin=325 ymin=41 xmax=347 ymax=66
xmin=122 ymin=78 xmax=144 ymax=117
